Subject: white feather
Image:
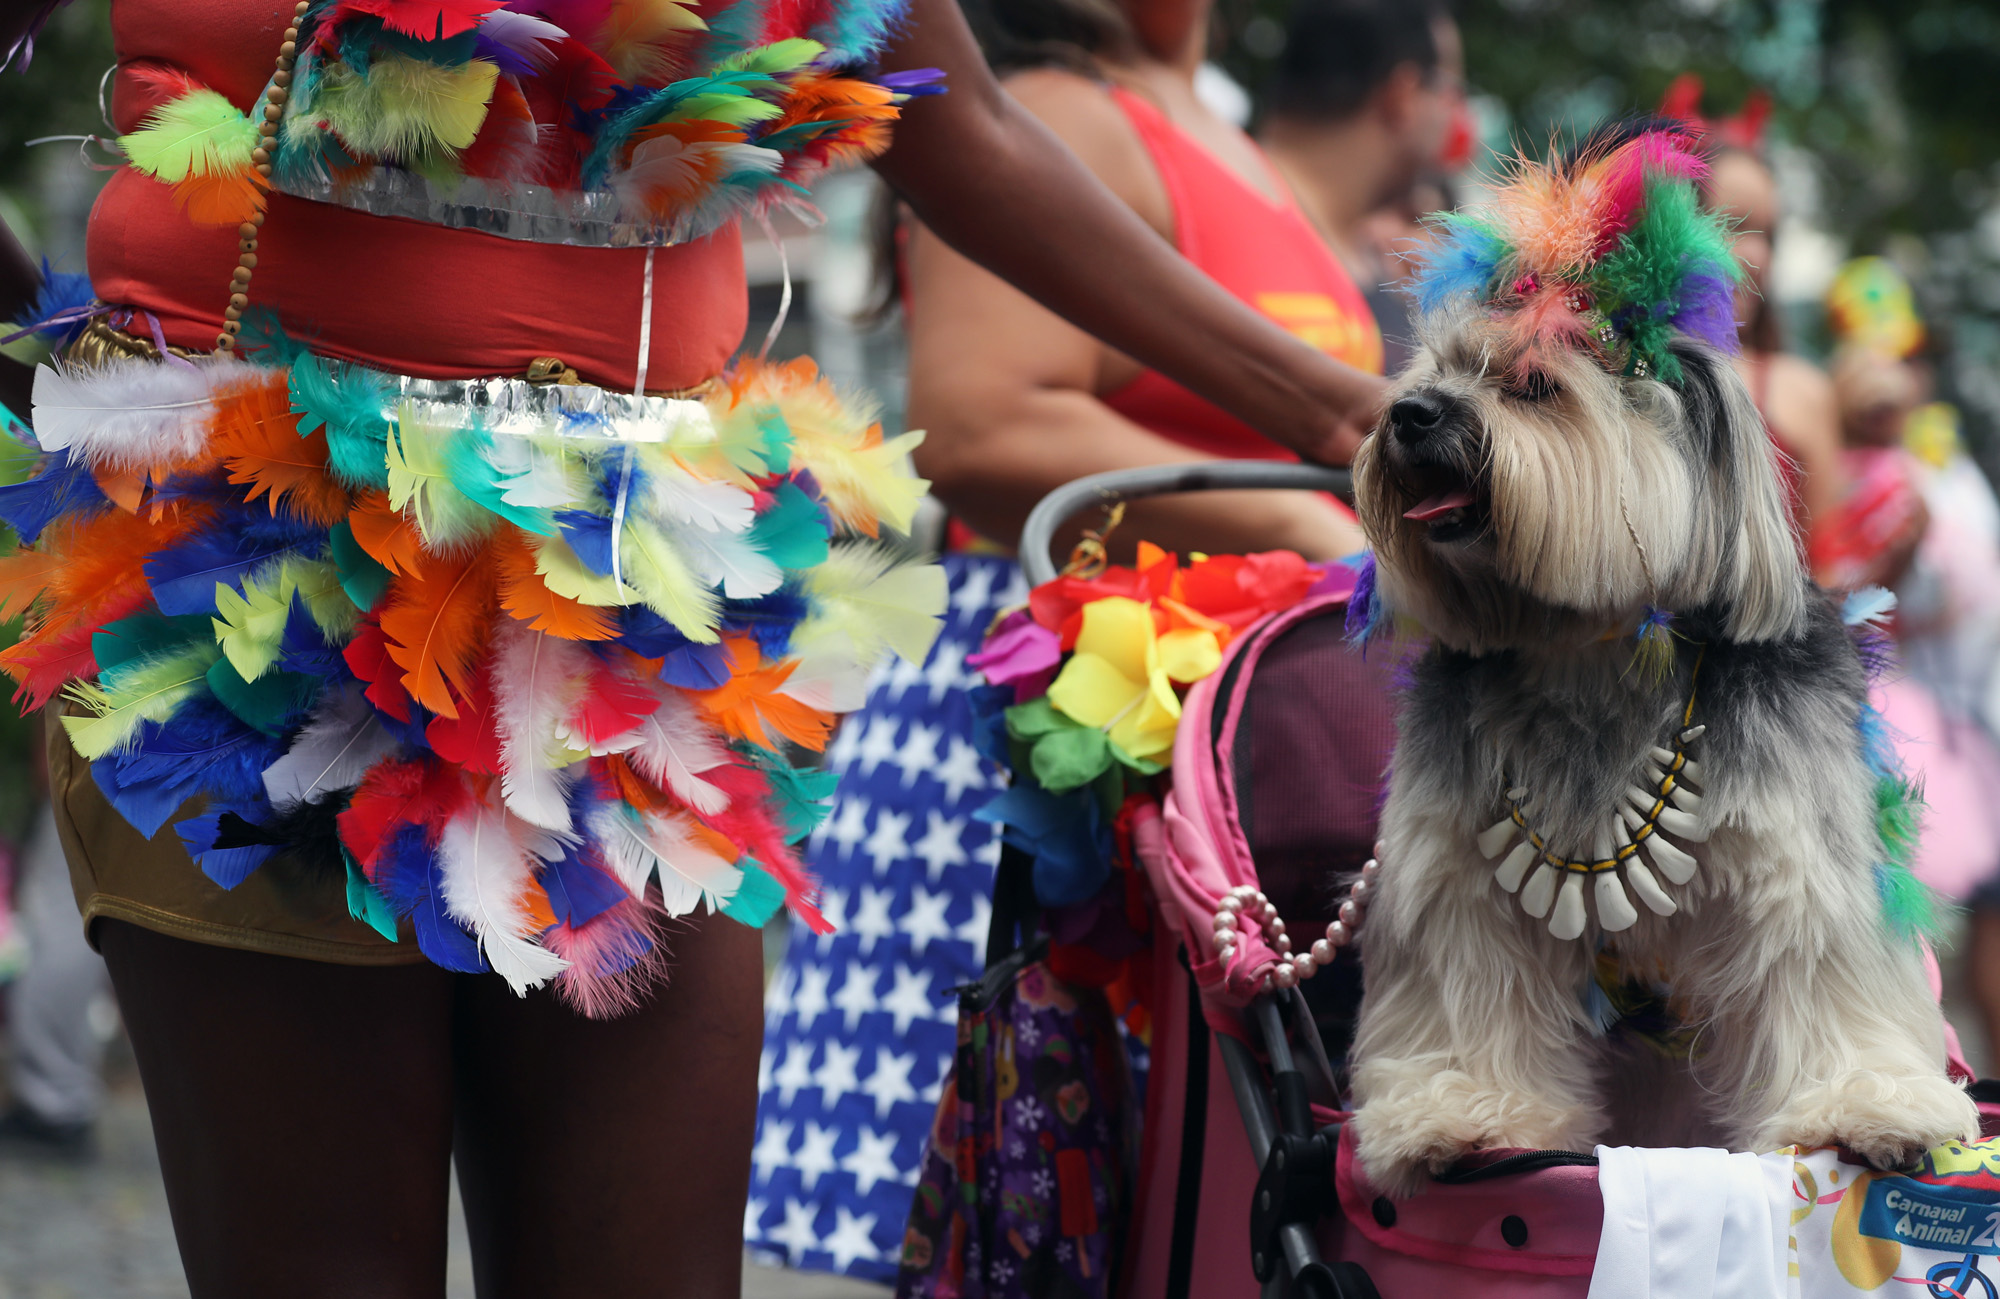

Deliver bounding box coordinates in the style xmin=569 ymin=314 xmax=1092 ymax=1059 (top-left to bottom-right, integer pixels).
xmin=486 ymin=433 xmax=582 ymax=510
xmin=491 ymin=619 xmax=592 ymax=831
xmin=669 ymin=517 xmax=784 ymax=599
xmin=475 ymin=9 xmax=566 ymax=70
xmin=601 ymin=680 xmax=732 ymax=815
xmin=437 ymin=794 xmax=571 ymax=995
xmin=643 ymin=456 xmax=755 ymax=533
xmin=260 ymin=682 xmax=401 ymax=807
xmin=586 ymin=802 xmax=741 ymax=916
xmin=776 ymin=644 xmax=873 ymax=714
xmin=31 ymin=356 xmax=262 ymax=466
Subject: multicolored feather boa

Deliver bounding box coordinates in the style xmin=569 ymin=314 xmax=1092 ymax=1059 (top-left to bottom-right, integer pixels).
xmin=9 ymin=317 xmax=944 ymax=1015
xmin=118 ymin=0 xmax=942 ymax=239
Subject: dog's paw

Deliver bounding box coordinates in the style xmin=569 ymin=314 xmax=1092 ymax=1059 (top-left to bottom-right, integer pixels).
xmin=1757 ymin=1070 xmax=1979 ymax=1171
xmin=1351 ymin=1063 xmax=1596 ymax=1198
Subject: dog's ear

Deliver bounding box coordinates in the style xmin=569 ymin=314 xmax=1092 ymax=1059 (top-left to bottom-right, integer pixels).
xmin=1672 ymin=341 xmax=1808 ymax=642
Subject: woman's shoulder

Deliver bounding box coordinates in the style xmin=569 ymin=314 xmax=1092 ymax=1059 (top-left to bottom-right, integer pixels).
xmin=999 ymin=67 xmax=1173 ymax=238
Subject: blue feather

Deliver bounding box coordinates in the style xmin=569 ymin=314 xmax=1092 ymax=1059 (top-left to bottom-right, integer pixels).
xmin=1343 ymin=551 xmax=1384 ymax=645
xmin=176 ymin=805 xmax=277 ymax=889
xmin=1843 ymin=586 xmax=1899 ymax=627
xmin=413 ymin=871 xmax=489 ymax=973
xmin=144 ymin=509 xmax=324 ymax=616
xmin=616 ymin=607 xmax=734 ymax=687
xmin=374 ymin=823 xmax=434 ymax=915
xmin=723 ymin=584 xmax=809 ymax=658
xmin=556 ymin=509 xmax=618 ymax=576
xmin=0 ymin=453 xmax=109 ymax=544
xmin=541 ymin=846 xmax=630 ymax=929
xmin=1413 ymin=215 xmax=1509 ymax=316
xmin=90 ymin=755 xmax=193 ymax=840
xmin=276 ymin=598 xmax=354 ymax=681
xmin=811 ymin=0 xmax=913 ymax=62
xmin=109 ymin=696 xmax=285 ymax=815
xmin=11 ymin=260 xmax=95 ymax=349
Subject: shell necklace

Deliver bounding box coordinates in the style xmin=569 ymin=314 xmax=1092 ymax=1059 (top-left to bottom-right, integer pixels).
xmin=1478 ymin=647 xmax=1709 ymax=941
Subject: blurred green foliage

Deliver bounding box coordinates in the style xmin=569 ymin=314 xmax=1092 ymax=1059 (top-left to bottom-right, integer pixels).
xmin=0 ymin=1 xmax=113 ymax=249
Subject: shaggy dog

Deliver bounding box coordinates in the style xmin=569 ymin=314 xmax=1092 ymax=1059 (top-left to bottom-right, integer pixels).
xmin=1346 ymin=133 xmax=1978 ymax=1197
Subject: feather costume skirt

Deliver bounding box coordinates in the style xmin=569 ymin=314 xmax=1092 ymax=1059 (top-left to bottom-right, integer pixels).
xmin=8 ymin=333 xmax=945 ymax=1015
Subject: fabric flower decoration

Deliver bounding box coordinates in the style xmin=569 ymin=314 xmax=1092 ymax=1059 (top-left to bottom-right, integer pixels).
xmin=1044 ymin=597 xmax=1219 ymax=762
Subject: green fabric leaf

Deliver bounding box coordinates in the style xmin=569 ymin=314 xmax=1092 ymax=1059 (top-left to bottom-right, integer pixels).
xmin=1007 ymin=696 xmax=1072 ymax=740
xmin=1109 ymin=741 xmax=1165 ymax=776
xmin=1031 ymin=725 xmax=1112 ymax=793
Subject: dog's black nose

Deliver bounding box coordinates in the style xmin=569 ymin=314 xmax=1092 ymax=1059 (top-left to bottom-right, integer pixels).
xmin=1389 ymin=394 xmax=1449 ymax=444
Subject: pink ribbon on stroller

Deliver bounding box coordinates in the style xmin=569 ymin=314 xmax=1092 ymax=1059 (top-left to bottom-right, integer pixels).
xmin=1132 ymin=572 xmax=1361 ymax=1034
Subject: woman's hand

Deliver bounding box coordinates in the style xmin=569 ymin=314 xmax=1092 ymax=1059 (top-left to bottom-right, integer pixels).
xmin=871 ymin=0 xmax=1389 ymax=464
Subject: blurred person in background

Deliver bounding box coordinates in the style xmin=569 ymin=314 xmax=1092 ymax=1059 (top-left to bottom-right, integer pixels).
xmin=1258 ymin=0 xmax=1471 ymax=376
xmin=1822 ymin=257 xmax=2000 ymax=1065
xmin=750 ymin=0 xmax=1408 ymax=1278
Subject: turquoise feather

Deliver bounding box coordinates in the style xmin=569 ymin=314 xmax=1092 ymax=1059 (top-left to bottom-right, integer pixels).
xmin=289 ymin=354 xmax=393 ymax=489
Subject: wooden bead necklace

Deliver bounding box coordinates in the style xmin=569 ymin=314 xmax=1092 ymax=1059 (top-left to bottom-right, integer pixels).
xmin=215 ymin=0 xmax=308 ymax=353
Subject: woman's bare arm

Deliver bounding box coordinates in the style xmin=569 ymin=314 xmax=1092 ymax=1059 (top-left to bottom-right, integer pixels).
xmin=872 ymin=0 xmax=1388 ymax=465
xmin=906 ymin=73 xmax=1364 ymax=560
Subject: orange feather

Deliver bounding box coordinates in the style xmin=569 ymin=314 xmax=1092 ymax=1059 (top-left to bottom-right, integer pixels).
xmin=693 ymin=635 xmax=834 ymax=752
xmin=492 ymin=528 xmax=617 ymax=640
xmin=171 ymin=167 xmax=269 ymax=226
xmin=0 ymin=550 xmax=65 ymax=622
xmin=350 ymin=490 xmax=426 ymax=576
xmin=379 ymin=542 xmax=497 ymax=720
xmin=600 ymin=752 xmax=679 ymax=814
xmin=209 ymin=376 xmax=350 ymax=527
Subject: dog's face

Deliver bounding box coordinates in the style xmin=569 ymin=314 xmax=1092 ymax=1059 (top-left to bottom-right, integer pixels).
xmin=1353 ymin=310 xmax=1806 ymax=653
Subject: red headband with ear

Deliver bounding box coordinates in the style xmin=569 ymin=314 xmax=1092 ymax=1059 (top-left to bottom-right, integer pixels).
xmin=1657 ymin=72 xmax=1770 ymax=153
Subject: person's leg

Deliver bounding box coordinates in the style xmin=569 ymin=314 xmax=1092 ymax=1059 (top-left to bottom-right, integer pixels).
xmin=4 ymin=803 xmax=112 ymax=1146
xmin=451 ymin=911 xmax=763 ymax=1299
xmin=98 ymin=920 xmax=459 ymax=1299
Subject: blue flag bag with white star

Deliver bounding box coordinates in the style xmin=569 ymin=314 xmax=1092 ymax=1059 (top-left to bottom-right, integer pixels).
xmin=894 ymin=845 xmax=1134 ymax=1299
xmin=751 ymin=554 xmax=1023 ymax=1280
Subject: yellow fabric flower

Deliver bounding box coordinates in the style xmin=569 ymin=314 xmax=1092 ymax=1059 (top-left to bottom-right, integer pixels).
xmin=1045 ymin=598 xmax=1221 ymax=760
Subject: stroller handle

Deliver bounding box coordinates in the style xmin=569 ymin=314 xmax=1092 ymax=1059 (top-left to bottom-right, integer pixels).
xmin=1016 ymin=462 xmax=1355 ymax=586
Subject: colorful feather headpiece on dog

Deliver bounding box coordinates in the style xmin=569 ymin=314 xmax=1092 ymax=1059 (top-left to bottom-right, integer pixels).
xmin=1412 ymin=126 xmax=1743 ymax=385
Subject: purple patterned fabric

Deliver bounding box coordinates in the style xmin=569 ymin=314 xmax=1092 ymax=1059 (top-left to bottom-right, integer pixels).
xmin=895 ymin=958 xmax=1133 ymax=1299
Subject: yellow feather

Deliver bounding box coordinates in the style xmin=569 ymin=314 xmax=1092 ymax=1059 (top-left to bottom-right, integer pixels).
xmin=61 ymin=643 xmax=221 ymax=761
xmin=530 ymin=532 xmax=635 ymax=607
xmin=620 ymin=516 xmax=721 ymax=644
xmin=387 ymin=404 xmax=494 ymax=550
xmin=314 ymin=54 xmax=499 ymax=158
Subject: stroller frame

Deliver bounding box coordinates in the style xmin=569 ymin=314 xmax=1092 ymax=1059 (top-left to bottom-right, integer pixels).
xmin=1020 ymin=462 xmax=1382 ymax=1299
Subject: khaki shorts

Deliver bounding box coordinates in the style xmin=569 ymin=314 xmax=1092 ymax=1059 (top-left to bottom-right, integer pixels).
xmin=49 ymin=705 xmax=425 ymax=965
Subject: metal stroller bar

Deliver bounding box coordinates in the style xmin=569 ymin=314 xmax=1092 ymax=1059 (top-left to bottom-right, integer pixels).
xmin=1016 ymin=462 xmax=1355 ymax=585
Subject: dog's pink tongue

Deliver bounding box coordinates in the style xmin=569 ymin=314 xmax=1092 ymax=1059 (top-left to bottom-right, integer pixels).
xmin=1403 ymin=489 xmax=1477 ymax=522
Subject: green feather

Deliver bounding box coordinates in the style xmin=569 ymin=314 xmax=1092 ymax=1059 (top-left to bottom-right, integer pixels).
xmin=443 ymin=426 xmax=557 ymax=536
xmin=92 ymin=612 xmax=214 ymax=675
xmin=720 ymin=860 xmax=787 ymax=927
xmin=345 ymin=849 xmax=401 ymax=942
xmin=741 ymin=744 xmax=838 ymax=840
xmin=289 ymin=354 xmax=393 ymax=489
xmin=205 ymin=657 xmax=318 ymax=736
xmin=748 ymin=480 xmax=831 ymax=571
xmin=329 ymin=520 xmax=392 ymax=613
xmin=1592 ymin=178 xmax=1742 ymax=384
xmin=1874 ymin=775 xmax=1950 ymax=942
xmin=62 ymin=643 xmax=221 ymax=760
xmin=119 ymin=88 xmax=260 ymax=182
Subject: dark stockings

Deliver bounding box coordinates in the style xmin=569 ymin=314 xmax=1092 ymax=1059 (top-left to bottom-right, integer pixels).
xmin=98 ymin=915 xmax=763 ymax=1299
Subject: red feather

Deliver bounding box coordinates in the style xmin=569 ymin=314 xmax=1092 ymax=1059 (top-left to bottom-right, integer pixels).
xmin=325 ymin=0 xmax=505 ymax=39
xmin=571 ymin=650 xmax=662 ymax=750
xmin=458 ymin=74 xmax=542 ymax=183
xmin=544 ymin=889 xmax=670 ymax=1019
xmin=340 ymin=756 xmax=473 ymax=873
xmin=694 ymin=761 xmax=830 ymax=933
xmin=426 ymin=659 xmax=504 ymax=775
xmin=343 ymin=613 xmax=416 ymax=722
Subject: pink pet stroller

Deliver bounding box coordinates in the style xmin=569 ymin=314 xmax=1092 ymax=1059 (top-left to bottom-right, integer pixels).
xmin=1011 ymin=463 xmax=2000 ymax=1299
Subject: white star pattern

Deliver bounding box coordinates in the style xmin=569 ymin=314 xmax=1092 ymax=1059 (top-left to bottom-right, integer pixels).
xmin=816 ymin=1039 xmax=862 ymax=1107
xmin=757 ymin=1047 xmax=774 ymax=1097
xmin=891 ymin=721 xmax=942 ymax=788
xmin=763 ymin=963 xmax=795 ymax=1023
xmin=823 ymin=799 xmax=871 ymax=860
xmin=998 ymin=568 xmax=1029 ymax=607
xmin=922 ymin=641 xmax=966 ymax=704
xmin=823 ymin=1207 xmax=883 ymax=1272
xmin=862 ymin=1047 xmax=919 ymax=1119
xmin=848 ymin=886 xmax=897 ymax=956
xmin=862 ymin=809 xmax=912 ymax=875
xmin=751 ymin=1119 xmax=794 ymax=1180
xmin=881 ymin=652 xmax=926 ymax=704
xmin=793 ymin=1121 xmax=840 ymax=1191
xmin=814 ymin=886 xmax=848 ymax=952
xmin=911 ymin=811 xmax=970 ymax=882
xmin=975 ymin=833 xmax=1003 ymax=868
xmin=901 ymin=885 xmax=955 ymax=957
xmin=880 ymin=964 xmax=938 ymax=1036
xmin=833 ymin=960 xmax=881 ymax=1030
xmin=852 ymin=716 xmax=903 ymax=777
xmin=933 ymin=738 xmax=990 ymax=806
xmin=768 ymin=1198 xmax=821 ymax=1261
xmin=840 ymin=1127 xmax=902 ymax=1195
xmin=744 ymin=1196 xmax=767 ymax=1240
xmin=772 ymin=1043 xmax=818 ymax=1107
xmin=826 ymin=718 xmax=864 ymax=776
xmin=955 ymin=893 xmax=992 ymax=958
xmin=791 ymin=964 xmax=832 ymax=1034
xmin=951 ymin=562 xmax=997 ymax=617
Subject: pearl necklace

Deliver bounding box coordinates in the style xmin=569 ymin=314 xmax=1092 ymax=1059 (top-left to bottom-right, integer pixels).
xmin=1211 ymin=853 xmax=1376 ymax=990
xmin=1479 ymin=650 xmax=1710 ymax=941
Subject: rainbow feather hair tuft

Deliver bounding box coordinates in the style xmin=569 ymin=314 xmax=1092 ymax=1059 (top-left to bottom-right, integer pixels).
xmin=1409 ymin=124 xmax=1743 ymax=385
